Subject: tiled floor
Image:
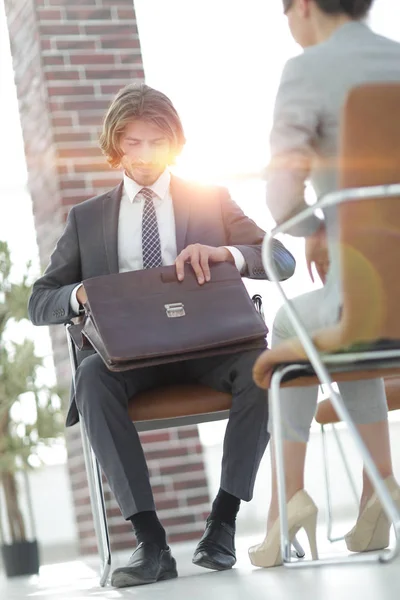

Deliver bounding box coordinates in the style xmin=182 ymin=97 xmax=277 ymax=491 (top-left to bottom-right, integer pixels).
xmin=2 ymin=529 xmax=400 ymax=600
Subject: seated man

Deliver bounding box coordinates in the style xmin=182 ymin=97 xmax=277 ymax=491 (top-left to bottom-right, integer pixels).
xmin=28 ymin=83 xmax=295 ymax=588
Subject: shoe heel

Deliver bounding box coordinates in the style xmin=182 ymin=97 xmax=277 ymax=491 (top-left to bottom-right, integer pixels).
xmin=249 ymin=490 xmax=318 ymax=569
xmin=345 ymin=477 xmax=400 ymax=553
xmin=158 ymin=569 xmax=178 ymax=581
xmin=302 ymin=513 xmax=318 ymax=560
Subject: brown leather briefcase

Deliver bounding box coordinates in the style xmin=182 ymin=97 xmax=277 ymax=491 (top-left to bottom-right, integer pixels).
xmin=71 ymin=262 xmax=267 ymax=371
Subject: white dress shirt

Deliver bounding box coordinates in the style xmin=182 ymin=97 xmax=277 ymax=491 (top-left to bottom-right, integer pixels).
xmin=70 ymin=169 xmax=245 ymax=314
xmin=118 ymin=169 xmax=177 ymax=272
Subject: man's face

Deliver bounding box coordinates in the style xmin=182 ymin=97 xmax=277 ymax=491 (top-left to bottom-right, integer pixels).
xmin=119 ymin=120 xmax=172 ymax=186
xmin=286 ymin=0 xmax=316 ymax=49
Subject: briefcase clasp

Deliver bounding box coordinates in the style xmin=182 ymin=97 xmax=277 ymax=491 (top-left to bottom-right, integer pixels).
xmin=164 ymin=303 xmax=185 ymax=318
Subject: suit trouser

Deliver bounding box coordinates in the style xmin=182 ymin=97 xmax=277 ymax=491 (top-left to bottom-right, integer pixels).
xmin=75 ymin=349 xmax=269 ymax=519
xmin=270 ymin=287 xmax=388 ymax=442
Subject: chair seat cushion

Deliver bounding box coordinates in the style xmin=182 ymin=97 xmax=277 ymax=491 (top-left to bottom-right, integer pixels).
xmin=281 ymin=365 xmax=400 ymax=388
xmin=128 ymin=384 xmax=232 ymax=422
xmin=278 ymin=346 xmax=400 ymax=387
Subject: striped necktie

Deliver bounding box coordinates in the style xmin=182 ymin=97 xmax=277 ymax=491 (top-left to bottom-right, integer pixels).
xmin=139 ymin=187 xmax=163 ymax=269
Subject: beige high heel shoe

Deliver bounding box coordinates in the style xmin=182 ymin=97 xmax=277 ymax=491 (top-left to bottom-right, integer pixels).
xmin=249 ymin=490 xmax=319 ymax=568
xmin=345 ymin=475 xmax=400 ymax=553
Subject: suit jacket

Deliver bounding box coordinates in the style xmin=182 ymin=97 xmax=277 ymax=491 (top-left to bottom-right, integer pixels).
xmin=266 ymin=21 xmax=400 ymax=313
xmin=29 ymin=175 xmax=295 ymax=425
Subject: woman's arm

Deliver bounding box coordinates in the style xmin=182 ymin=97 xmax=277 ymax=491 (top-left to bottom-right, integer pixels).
xmin=267 ymin=55 xmax=322 ymax=237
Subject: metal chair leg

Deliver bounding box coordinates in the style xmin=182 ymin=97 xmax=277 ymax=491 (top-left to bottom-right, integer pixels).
xmin=262 ymin=214 xmax=400 ymax=567
xmin=331 ymin=424 xmax=359 ymax=507
xmin=292 ymin=537 xmax=305 ymax=558
xmin=270 ymin=368 xmax=292 ymax=565
xmin=80 ymin=421 xmax=112 ymax=587
xmin=66 ymin=325 xmax=111 ymax=586
xmin=322 ymin=419 xmax=371 ymax=543
xmin=251 ymin=296 xmax=308 ymax=555
xmin=321 ymin=424 xmax=333 ymax=541
xmin=321 ymin=423 xmax=341 ymax=543
xmin=330 ymin=424 xmax=359 ymax=541
xmin=272 ymin=364 xmax=400 ymax=568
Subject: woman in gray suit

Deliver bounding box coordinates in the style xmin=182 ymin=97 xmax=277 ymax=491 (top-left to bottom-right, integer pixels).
xmin=250 ymin=0 xmax=400 ymax=567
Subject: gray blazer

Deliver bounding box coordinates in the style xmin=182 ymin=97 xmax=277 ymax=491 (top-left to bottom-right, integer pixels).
xmin=266 ymin=21 xmax=400 ymax=310
xmin=29 ymin=175 xmax=295 ymax=425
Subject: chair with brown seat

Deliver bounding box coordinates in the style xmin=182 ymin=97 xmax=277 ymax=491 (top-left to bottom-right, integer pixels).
xmin=66 ymin=294 xmax=304 ymax=586
xmin=260 ymin=83 xmax=400 ymax=569
xmin=315 ymin=377 xmax=400 ymax=542
xmin=66 ymin=333 xmax=233 ymax=586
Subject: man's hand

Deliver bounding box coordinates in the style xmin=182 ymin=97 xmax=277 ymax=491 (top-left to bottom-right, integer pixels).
xmin=76 ymin=284 xmax=87 ymax=305
xmin=305 ymin=225 xmax=329 ymax=284
xmin=175 ymin=244 xmax=234 ymax=284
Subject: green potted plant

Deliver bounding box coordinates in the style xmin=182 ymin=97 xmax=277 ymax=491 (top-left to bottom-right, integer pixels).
xmin=0 ymin=240 xmax=64 ymax=577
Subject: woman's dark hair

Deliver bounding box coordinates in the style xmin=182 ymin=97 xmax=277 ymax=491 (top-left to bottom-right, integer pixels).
xmin=283 ymin=1 xmax=374 ymax=19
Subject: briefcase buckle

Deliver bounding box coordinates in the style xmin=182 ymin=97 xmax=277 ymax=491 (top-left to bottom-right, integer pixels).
xmin=165 ymin=302 xmax=185 ymax=318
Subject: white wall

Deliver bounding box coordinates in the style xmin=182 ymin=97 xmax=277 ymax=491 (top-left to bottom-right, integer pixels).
xmin=370 ymin=0 xmax=400 ymax=41
xmin=29 ymin=464 xmax=79 ymax=561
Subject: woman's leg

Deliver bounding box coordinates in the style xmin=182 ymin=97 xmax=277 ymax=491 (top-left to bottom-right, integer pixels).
xmin=267 ymin=388 xmax=392 ymax=528
xmin=337 ymin=377 xmax=391 ymax=513
xmin=267 ymin=440 xmax=308 ymax=530
xmin=267 ymin=289 xmax=392 ymax=528
xmin=266 ymin=290 xmax=325 ymax=529
xmin=357 ymin=421 xmax=393 ymax=513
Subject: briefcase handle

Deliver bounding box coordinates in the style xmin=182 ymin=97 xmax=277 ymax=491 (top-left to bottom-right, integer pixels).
xmin=159 ymin=264 xmax=232 ymax=284
xmin=160 ymin=269 xmax=179 ymax=284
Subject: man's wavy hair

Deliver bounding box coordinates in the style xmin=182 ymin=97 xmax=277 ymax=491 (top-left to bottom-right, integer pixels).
xmin=99 ymin=84 xmax=186 ymax=168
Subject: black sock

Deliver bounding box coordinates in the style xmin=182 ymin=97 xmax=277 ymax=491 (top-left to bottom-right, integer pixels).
xmin=210 ymin=488 xmax=241 ymax=526
xmin=129 ymin=511 xmax=167 ymax=548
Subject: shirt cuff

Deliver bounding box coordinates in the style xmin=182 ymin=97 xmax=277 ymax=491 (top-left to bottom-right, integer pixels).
xmin=224 ymin=246 xmax=246 ymax=274
xmin=70 ymin=284 xmax=83 ymax=315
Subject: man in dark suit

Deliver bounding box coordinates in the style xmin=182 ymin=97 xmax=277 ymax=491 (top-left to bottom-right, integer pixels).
xmin=29 ymin=84 xmax=295 ymax=588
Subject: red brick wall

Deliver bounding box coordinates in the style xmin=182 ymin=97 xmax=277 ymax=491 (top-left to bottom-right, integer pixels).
xmin=4 ymin=0 xmax=210 ymax=554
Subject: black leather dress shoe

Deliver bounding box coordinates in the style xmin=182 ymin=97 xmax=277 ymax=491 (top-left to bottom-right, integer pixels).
xmin=192 ymin=518 xmax=236 ymax=570
xmin=111 ymin=542 xmax=178 ymax=588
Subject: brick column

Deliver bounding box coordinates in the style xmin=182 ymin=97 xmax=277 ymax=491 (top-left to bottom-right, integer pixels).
xmin=4 ymin=0 xmax=210 ymax=554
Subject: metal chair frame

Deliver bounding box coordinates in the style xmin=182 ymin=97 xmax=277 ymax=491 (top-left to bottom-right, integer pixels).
xmin=263 ymin=182 xmax=400 ymax=569
xmin=320 ymin=421 xmax=359 ymax=542
xmin=66 ymin=293 xmax=304 ymax=586
xmin=320 ymin=390 xmax=400 ymax=543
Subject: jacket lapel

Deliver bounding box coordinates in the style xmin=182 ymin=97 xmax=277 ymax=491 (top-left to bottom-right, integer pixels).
xmin=170 ymin=175 xmax=190 ymax=254
xmin=102 ymin=182 xmax=123 ymax=274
